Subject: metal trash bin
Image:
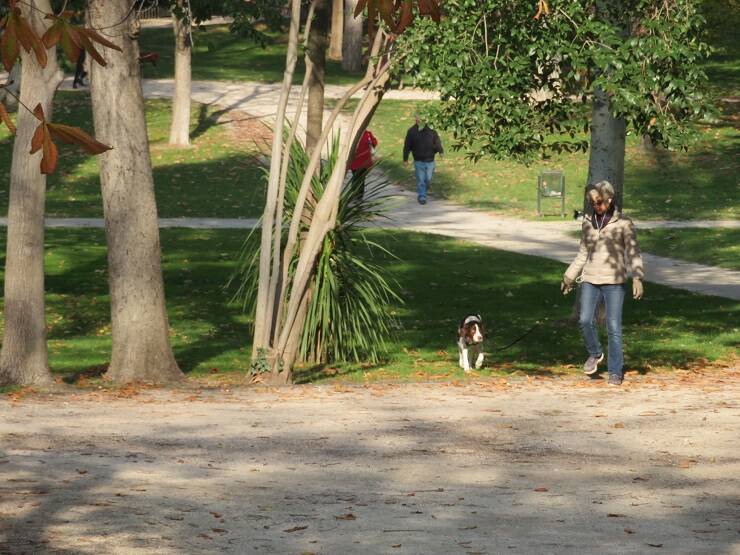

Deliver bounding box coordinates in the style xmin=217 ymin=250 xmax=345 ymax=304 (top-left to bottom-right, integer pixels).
xmin=537 ymin=170 xmax=565 ymax=217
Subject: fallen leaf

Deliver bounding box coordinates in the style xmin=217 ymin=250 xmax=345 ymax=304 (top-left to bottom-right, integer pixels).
xmin=647 ymin=543 xmax=664 ymax=548
xmin=334 ymin=513 xmax=356 ymax=520
xmin=533 ymin=487 xmax=549 ymax=492
xmin=283 ymin=525 xmax=308 ymax=533
xmin=608 ymin=513 xmax=626 ymax=518
xmin=614 ymin=422 xmax=625 ymax=428
xmin=624 ymin=528 xmax=634 ymax=534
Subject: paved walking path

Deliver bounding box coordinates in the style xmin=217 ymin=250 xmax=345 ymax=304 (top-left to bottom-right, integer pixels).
xmin=35 ymin=77 xmax=740 ymax=300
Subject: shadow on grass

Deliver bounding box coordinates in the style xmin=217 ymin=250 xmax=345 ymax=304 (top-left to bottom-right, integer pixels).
xmin=0 ymin=228 xmax=736 ymax=382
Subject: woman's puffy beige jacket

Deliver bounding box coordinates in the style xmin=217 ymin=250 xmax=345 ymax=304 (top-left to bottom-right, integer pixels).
xmin=564 ymin=211 xmax=645 ymax=285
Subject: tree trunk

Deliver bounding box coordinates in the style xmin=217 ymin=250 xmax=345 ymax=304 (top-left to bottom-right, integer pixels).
xmin=585 ymin=87 xmax=626 ymax=213
xmin=0 ymin=64 xmax=22 ymax=112
xmin=252 ymin=0 xmax=303 ymax=360
xmin=275 ymin=37 xmax=390 ymax=382
xmin=89 ymin=0 xmax=182 ymax=383
xmin=306 ymin=0 xmax=329 ymax=155
xmin=342 ymin=0 xmax=363 ymax=72
xmin=328 ymin=0 xmax=343 ymax=60
xmin=0 ymin=0 xmax=60 ymax=388
xmin=169 ymin=1 xmax=192 ymax=146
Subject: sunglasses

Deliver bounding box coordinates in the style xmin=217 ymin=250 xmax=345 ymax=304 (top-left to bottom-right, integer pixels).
xmin=590 ymin=199 xmax=606 ymax=206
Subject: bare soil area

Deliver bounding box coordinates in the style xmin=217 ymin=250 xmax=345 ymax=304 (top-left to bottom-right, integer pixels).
xmin=1 ymin=369 xmax=739 ymax=554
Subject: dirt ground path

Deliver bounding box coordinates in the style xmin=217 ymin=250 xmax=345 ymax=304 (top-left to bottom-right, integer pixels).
xmin=1 ymin=371 xmax=739 ymax=554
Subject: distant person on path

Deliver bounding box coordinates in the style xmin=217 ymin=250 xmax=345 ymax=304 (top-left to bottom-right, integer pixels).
xmin=349 ymin=128 xmax=378 ymax=199
xmin=560 ymin=180 xmax=645 ymax=386
xmin=403 ymin=114 xmax=443 ymax=205
xmin=73 ymin=50 xmax=88 ymax=89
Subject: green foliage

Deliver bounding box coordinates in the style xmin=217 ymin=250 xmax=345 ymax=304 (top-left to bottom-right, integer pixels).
xmin=233 ymin=136 xmax=402 ymax=365
xmin=395 ymin=0 xmax=715 ymax=160
xmin=169 ymin=0 xmax=285 ymax=47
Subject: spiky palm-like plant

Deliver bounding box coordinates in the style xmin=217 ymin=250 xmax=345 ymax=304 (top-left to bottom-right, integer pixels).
xmin=233 ymin=134 xmax=401 ymax=370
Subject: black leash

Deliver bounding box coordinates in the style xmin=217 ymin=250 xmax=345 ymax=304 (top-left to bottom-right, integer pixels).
xmin=494 ymin=321 xmax=542 ymax=351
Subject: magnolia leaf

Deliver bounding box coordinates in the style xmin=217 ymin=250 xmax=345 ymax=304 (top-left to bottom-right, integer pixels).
xmin=80 ymin=27 xmax=122 ymax=52
xmin=47 ymin=123 xmax=113 ymax=155
xmin=40 ymin=127 xmax=58 ymax=174
xmin=74 ymin=28 xmax=107 ymax=66
xmin=28 ymin=103 xmax=111 ymax=174
xmin=15 ymin=9 xmax=47 ymax=68
xmin=41 ymin=15 xmax=121 ymax=65
xmin=0 ymin=7 xmax=47 ymax=71
xmin=29 ymin=118 xmax=58 ymax=175
xmin=0 ymin=18 xmax=20 ymax=71
xmin=32 ymin=102 xmax=45 ymax=121
xmin=0 ymin=103 xmax=16 ymax=134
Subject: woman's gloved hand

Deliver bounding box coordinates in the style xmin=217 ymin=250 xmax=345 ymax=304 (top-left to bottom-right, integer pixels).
xmin=632 ymin=278 xmax=644 ymax=300
xmin=560 ymin=275 xmax=575 ymax=295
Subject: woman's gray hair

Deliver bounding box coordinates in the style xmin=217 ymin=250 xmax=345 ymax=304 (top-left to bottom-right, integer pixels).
xmin=587 ymin=180 xmax=616 ymax=201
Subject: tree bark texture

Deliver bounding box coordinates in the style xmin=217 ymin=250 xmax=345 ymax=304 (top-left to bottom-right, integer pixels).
xmin=585 ymin=87 xmax=626 ymax=213
xmin=342 ymin=0 xmax=363 ymax=72
xmin=0 ymin=0 xmax=60 ymax=387
xmin=329 ymin=0 xmax=344 ymax=60
xmin=89 ymin=0 xmax=182 ymax=383
xmin=169 ymin=1 xmax=192 ymax=146
xmin=306 ymin=0 xmax=329 ymax=156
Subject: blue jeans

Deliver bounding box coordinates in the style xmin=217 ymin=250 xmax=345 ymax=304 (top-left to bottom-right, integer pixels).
xmin=414 ymin=160 xmax=435 ymax=201
xmin=579 ymin=282 xmax=625 ymax=377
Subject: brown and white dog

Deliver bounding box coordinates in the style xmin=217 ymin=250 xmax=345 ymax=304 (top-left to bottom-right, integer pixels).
xmin=458 ymin=314 xmax=485 ymax=372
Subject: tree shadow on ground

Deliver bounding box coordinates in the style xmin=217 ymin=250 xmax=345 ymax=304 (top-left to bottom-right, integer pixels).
xmin=1 ymin=392 xmax=738 ymax=553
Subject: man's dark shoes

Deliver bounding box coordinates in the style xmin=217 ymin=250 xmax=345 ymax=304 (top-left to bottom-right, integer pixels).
xmin=607 ymin=374 xmax=623 ymax=386
xmin=583 ymin=353 xmax=604 ymax=375
xmin=418 ymin=197 xmax=427 ymax=205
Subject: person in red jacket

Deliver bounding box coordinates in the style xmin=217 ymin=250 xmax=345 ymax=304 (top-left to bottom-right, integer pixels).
xmin=349 ymin=129 xmax=378 ymax=199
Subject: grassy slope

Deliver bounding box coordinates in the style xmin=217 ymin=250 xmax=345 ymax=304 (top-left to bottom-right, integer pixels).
xmin=637 ymin=228 xmax=740 ymax=271
xmin=0 ymin=228 xmax=735 ymax=381
xmin=0 ymin=92 xmax=266 ymax=218
xmin=139 ymin=25 xmax=364 ymax=86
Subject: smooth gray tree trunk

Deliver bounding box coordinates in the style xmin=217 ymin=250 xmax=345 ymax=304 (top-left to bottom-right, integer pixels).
xmin=342 ymin=0 xmax=363 ymax=72
xmin=585 ymin=87 xmax=626 ymax=213
xmin=169 ymin=1 xmax=192 ymax=146
xmin=329 ymin=0 xmax=343 ymax=60
xmin=89 ymin=0 xmax=183 ymax=383
xmin=306 ymin=0 xmax=329 ymax=155
xmin=0 ymin=0 xmax=61 ymax=387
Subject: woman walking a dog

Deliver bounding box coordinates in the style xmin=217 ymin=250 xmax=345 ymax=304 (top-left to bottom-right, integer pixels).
xmin=561 ymin=181 xmax=645 ymax=386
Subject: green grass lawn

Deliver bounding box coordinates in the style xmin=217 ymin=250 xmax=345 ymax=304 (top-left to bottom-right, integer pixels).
xmin=139 ymin=25 xmax=365 ymax=86
xmin=367 ymin=100 xmax=739 ymax=221
xmin=0 ymin=228 xmax=735 ymax=382
xmin=638 ymin=228 xmax=740 ymax=271
xmin=0 ymin=92 xmax=266 ymax=218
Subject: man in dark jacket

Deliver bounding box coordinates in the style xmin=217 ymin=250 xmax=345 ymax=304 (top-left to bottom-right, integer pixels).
xmin=403 ymin=114 xmax=444 ymax=204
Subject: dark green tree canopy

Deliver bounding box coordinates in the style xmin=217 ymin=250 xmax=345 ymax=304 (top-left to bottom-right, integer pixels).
xmin=395 ymin=0 xmax=714 ymax=161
